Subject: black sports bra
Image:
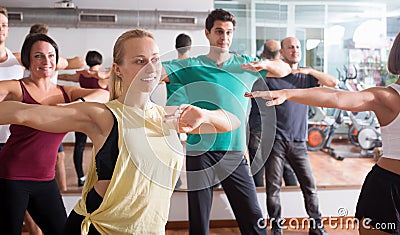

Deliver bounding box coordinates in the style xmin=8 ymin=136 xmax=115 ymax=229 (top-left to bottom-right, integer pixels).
xmin=95 ymin=114 xmax=119 ymax=180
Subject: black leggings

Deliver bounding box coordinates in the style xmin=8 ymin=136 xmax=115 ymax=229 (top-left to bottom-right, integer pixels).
xmin=0 ymin=178 xmax=67 ymax=235
xmin=356 ymin=165 xmax=400 ymax=234
xmin=63 ymin=187 xmax=103 ymax=235
xmin=74 ymin=132 xmax=87 ymax=179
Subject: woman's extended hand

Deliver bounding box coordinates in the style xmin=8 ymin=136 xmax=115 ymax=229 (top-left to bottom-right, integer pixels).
xmin=241 ymin=61 xmax=267 ymax=72
xmin=165 ymin=104 xmax=207 ymax=133
xmin=244 ymin=90 xmax=288 ymax=106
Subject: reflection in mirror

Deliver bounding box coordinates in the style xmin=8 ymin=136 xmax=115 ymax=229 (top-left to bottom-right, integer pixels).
xmin=212 ymin=0 xmax=389 ymax=189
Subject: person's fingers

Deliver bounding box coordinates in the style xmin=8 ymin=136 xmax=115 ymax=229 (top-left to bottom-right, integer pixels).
xmin=165 ymin=105 xmax=192 ymax=129
xmin=177 ymin=105 xmax=191 ymax=123
xmin=265 ymin=99 xmax=279 ymax=106
xmin=291 ymin=68 xmax=299 ymax=74
xmin=240 ymin=62 xmax=260 ymax=72
xmin=164 ymin=113 xmax=178 ymax=119
xmin=265 ymin=97 xmax=285 ymax=106
xmin=245 ymin=91 xmax=270 ymax=99
xmin=240 ymin=64 xmax=254 ymax=71
xmin=178 ymin=104 xmax=190 ymax=113
xmin=164 ymin=106 xmax=184 ymax=122
xmin=265 ymin=100 xmax=274 ymax=106
xmin=244 ymin=92 xmax=254 ymax=98
xmin=245 ymin=91 xmax=286 ymax=106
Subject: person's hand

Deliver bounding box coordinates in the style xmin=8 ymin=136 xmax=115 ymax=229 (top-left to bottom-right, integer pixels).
xmin=242 ymin=60 xmax=291 ymax=78
xmin=76 ymin=68 xmax=111 ymax=80
xmin=240 ymin=61 xmax=267 ymax=72
xmin=164 ymin=104 xmax=207 ymax=133
xmin=292 ymin=67 xmax=312 ymax=75
xmin=178 ymin=105 xmax=207 ymax=133
xmin=244 ymin=90 xmax=287 ymax=106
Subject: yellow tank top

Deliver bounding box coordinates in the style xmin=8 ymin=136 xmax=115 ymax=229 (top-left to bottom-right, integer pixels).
xmin=74 ymin=100 xmax=184 ymax=235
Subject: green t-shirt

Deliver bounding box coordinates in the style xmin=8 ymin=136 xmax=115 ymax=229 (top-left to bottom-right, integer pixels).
xmin=163 ymin=54 xmax=265 ymax=151
xmin=259 ymin=69 xmax=267 ymax=78
xmin=165 ymin=59 xmax=189 ymax=106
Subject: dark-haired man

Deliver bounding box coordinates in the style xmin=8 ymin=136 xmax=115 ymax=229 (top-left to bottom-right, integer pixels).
xmin=162 ymin=9 xmax=291 ymax=235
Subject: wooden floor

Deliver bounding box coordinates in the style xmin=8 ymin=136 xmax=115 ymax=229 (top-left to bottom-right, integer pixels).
xmin=20 ymin=140 xmax=373 ymax=234
xmin=62 ymin=139 xmax=376 ymax=192
xmin=308 ymin=139 xmax=376 ymax=187
xmin=52 ymin=140 xmax=373 ymax=234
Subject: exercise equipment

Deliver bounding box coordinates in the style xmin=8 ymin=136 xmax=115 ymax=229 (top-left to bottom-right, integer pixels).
xmin=339 ymin=65 xmax=382 ymax=158
xmin=306 ymin=65 xmax=382 ymax=160
xmin=306 ymin=68 xmax=348 ymax=160
xmin=307 ymin=107 xmax=345 ymax=160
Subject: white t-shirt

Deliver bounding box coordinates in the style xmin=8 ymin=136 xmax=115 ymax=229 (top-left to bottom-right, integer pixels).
xmin=380 ymin=83 xmax=400 ymax=160
xmin=0 ymin=48 xmax=25 ymax=143
xmin=0 ymin=48 xmax=24 ymax=81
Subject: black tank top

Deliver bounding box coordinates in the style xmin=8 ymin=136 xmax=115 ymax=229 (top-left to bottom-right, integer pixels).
xmin=95 ymin=113 xmax=119 ymax=180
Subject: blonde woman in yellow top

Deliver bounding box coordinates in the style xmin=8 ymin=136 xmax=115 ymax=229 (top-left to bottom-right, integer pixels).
xmin=0 ymin=29 xmax=240 ymax=235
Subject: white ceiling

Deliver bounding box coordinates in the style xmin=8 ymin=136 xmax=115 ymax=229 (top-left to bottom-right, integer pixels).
xmin=2 ymin=0 xmax=400 ymax=15
xmin=2 ymin=0 xmax=400 ymax=28
xmin=1 ymin=0 xmax=212 ymax=11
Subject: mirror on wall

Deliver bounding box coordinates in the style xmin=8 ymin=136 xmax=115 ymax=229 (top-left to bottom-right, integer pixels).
xmin=212 ymin=0 xmax=397 ymax=189
xmin=3 ymin=0 xmax=398 ymax=191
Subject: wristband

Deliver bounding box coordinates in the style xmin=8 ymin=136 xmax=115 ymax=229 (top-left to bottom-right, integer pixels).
xmin=75 ymin=97 xmax=86 ymax=102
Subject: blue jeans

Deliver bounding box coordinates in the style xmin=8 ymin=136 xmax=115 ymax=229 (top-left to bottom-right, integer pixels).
xmin=265 ymin=140 xmax=321 ymax=221
xmin=249 ymin=131 xmax=298 ymax=187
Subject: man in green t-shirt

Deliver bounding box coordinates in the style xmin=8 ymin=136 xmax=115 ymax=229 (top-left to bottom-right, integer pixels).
xmin=162 ymin=9 xmax=290 ymax=235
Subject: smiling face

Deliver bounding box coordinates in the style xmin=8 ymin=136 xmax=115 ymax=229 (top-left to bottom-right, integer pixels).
xmin=0 ymin=12 xmax=9 ymax=44
xmin=29 ymin=40 xmax=56 ymax=79
xmin=205 ymin=20 xmax=234 ymax=51
xmin=113 ymin=37 xmax=161 ymax=94
xmin=280 ymin=37 xmax=302 ymax=66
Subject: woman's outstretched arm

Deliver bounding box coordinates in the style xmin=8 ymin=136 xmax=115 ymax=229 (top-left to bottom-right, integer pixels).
xmin=58 ymin=73 xmax=80 ymax=82
xmin=0 ymin=101 xmax=108 ymax=135
xmin=245 ymin=86 xmax=397 ymax=126
xmin=165 ymin=105 xmax=240 ymax=134
xmin=66 ymin=86 xmax=109 ymax=103
xmin=245 ymin=87 xmax=378 ymax=112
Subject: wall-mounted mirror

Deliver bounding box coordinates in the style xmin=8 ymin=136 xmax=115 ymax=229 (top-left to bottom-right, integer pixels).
xmin=214 ymin=0 xmax=398 ymax=189
xmin=2 ymin=0 xmax=400 ymax=191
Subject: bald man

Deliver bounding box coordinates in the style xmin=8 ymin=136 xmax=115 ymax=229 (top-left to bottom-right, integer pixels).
xmin=264 ymin=37 xmax=336 ymax=235
xmin=262 ymin=40 xmax=280 ymax=59
xmin=248 ymin=40 xmax=298 ymax=189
